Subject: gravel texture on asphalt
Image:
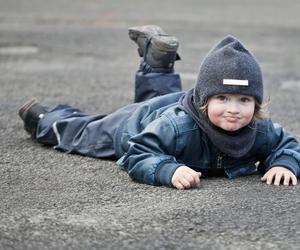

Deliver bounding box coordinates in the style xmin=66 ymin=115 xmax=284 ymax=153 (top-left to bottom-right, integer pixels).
xmin=1 ymin=1 xmax=300 ymax=249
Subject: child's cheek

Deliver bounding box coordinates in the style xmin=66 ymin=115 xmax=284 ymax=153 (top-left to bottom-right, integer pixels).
xmin=246 ymin=105 xmax=255 ymax=121
xmin=244 ymin=113 xmax=254 ymax=124
xmin=207 ymin=108 xmax=222 ymax=125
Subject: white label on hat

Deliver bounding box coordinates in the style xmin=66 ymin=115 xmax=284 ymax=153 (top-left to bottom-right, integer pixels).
xmin=223 ymin=79 xmax=249 ymax=86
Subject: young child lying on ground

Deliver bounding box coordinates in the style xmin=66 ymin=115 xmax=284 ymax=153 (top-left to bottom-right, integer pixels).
xmin=19 ymin=25 xmax=300 ymax=189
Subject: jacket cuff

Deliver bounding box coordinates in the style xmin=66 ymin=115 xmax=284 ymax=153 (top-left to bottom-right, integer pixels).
xmin=269 ymin=155 xmax=300 ymax=176
xmin=155 ymin=161 xmax=184 ymax=187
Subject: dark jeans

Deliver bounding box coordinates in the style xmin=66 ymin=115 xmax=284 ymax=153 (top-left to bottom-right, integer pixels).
xmin=36 ymin=61 xmax=182 ymax=158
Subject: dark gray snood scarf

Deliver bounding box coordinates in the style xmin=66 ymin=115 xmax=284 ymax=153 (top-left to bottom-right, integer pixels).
xmin=180 ymin=35 xmax=263 ymax=158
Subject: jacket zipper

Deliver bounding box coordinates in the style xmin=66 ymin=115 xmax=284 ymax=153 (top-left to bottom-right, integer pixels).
xmin=217 ymin=154 xmax=224 ymax=168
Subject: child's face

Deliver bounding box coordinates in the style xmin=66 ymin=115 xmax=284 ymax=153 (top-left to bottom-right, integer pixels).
xmin=207 ymin=93 xmax=255 ymax=131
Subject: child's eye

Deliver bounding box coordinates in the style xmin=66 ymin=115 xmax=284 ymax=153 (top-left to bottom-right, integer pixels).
xmin=216 ymin=95 xmax=227 ymax=101
xmin=240 ymin=97 xmax=251 ymax=103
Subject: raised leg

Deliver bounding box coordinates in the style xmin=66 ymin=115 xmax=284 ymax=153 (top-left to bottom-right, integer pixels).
xmin=134 ymin=60 xmax=182 ymax=103
xmin=129 ymin=25 xmax=182 ymax=103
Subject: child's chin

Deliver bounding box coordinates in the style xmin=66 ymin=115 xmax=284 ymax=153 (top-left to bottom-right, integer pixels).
xmin=225 ymin=128 xmax=238 ymax=132
xmin=221 ymin=125 xmax=241 ymax=132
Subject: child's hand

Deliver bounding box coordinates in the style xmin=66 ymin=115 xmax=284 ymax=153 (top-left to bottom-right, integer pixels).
xmin=171 ymin=166 xmax=201 ymax=190
xmin=261 ymin=166 xmax=297 ymax=186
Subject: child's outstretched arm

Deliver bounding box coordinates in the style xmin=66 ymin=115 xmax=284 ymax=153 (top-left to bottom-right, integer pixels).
xmin=118 ymin=111 xmax=204 ymax=189
xmin=118 ymin=114 xmax=187 ymax=187
xmin=261 ymin=166 xmax=297 ymax=186
xmin=257 ymin=119 xmax=300 ymax=186
xmin=171 ymin=166 xmax=201 ymax=190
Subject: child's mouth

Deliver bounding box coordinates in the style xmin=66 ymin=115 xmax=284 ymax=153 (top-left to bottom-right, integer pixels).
xmin=224 ymin=116 xmax=239 ymax=122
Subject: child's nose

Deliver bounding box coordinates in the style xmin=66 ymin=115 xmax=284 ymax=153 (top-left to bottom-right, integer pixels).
xmin=227 ymin=101 xmax=239 ymax=113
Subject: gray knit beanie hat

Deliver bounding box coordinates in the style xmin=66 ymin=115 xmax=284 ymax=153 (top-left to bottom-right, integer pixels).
xmin=194 ymin=35 xmax=263 ymax=107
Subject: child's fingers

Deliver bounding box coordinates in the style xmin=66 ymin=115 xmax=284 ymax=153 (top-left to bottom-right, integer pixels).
xmin=171 ymin=167 xmax=201 ymax=189
xmin=186 ymin=171 xmax=201 ymax=188
xmin=183 ymin=173 xmax=199 ymax=188
xmin=193 ymin=175 xmax=201 ymax=188
xmin=191 ymin=172 xmax=201 ymax=188
xmin=179 ymin=177 xmax=191 ymax=189
xmin=261 ymin=167 xmax=297 ymax=186
xmin=291 ymin=175 xmax=298 ymax=186
xmin=173 ymin=181 xmax=184 ymax=190
xmin=183 ymin=173 xmax=194 ymax=185
xmin=261 ymin=174 xmax=267 ymax=181
xmin=261 ymin=172 xmax=269 ymax=181
xmin=283 ymin=173 xmax=291 ymax=186
xmin=266 ymin=172 xmax=275 ymax=185
xmin=274 ymin=173 xmax=283 ymax=186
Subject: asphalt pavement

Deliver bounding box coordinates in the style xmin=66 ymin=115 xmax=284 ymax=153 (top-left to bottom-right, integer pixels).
xmin=1 ymin=0 xmax=300 ymax=249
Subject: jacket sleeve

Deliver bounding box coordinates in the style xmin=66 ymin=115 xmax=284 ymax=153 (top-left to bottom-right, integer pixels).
xmin=116 ymin=114 xmax=184 ymax=187
xmin=258 ymin=119 xmax=300 ymax=176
